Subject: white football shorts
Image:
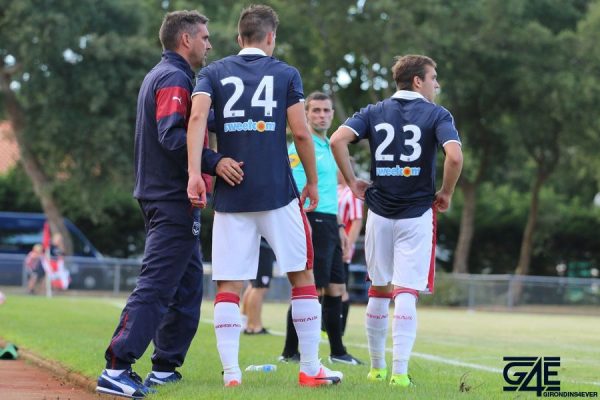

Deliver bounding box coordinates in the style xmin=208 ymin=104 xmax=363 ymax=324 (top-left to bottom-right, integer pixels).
xmin=365 ymin=208 xmax=436 ymax=291
xmin=211 ymin=199 xmax=311 ymax=281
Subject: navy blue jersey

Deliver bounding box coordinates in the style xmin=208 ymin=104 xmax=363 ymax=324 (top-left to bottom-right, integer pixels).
xmin=133 ymin=51 xmax=222 ymax=201
xmin=193 ymin=49 xmax=304 ymax=212
xmin=344 ymin=90 xmax=461 ymax=219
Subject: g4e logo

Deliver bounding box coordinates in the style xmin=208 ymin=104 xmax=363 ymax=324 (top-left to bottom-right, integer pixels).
xmin=503 ymin=357 xmax=560 ymax=397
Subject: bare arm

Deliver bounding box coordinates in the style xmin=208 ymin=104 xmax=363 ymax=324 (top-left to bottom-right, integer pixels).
xmin=343 ymin=216 xmax=363 ymax=263
xmin=434 ymin=142 xmax=463 ymax=212
xmin=287 ymin=102 xmax=318 ymax=211
xmin=337 ymin=215 xmax=350 ymax=260
xmin=347 ymin=217 xmax=362 ymax=251
xmin=331 ymin=126 xmax=370 ymax=199
xmin=186 ymin=94 xmax=211 ymax=207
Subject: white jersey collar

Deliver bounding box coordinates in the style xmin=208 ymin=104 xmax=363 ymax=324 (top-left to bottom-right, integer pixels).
xmin=391 ymin=90 xmax=427 ymax=101
xmin=238 ymin=47 xmax=267 ymax=56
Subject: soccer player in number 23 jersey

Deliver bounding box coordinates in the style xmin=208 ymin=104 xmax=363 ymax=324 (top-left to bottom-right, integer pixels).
xmin=331 ymin=55 xmax=463 ymax=387
xmin=186 ymin=4 xmax=343 ymax=388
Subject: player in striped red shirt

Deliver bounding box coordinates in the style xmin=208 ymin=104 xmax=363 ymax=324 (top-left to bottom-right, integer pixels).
xmin=338 ymin=171 xmax=364 ymax=264
xmin=337 ymin=169 xmax=364 ymax=334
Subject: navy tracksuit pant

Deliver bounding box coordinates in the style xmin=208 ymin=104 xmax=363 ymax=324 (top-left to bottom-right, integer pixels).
xmin=105 ymin=200 xmax=203 ymax=372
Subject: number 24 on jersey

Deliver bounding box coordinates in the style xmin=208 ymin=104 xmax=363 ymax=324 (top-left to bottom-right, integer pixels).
xmin=221 ymin=75 xmax=277 ymax=118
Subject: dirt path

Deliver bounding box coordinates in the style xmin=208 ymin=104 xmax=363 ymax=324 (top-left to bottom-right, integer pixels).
xmin=0 ymin=341 xmax=118 ymax=400
xmin=0 ymin=359 xmax=104 ymax=400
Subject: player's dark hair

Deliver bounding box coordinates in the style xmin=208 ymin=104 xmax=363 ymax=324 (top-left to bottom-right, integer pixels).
xmin=159 ymin=10 xmax=208 ymax=51
xmin=391 ymin=55 xmax=437 ymax=90
xmin=305 ymin=92 xmax=332 ymax=111
xmin=238 ymin=4 xmax=279 ymax=45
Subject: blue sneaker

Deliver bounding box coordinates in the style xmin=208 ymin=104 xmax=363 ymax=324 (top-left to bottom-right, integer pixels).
xmin=96 ymin=369 xmax=156 ymax=398
xmin=144 ymin=371 xmax=182 ymax=387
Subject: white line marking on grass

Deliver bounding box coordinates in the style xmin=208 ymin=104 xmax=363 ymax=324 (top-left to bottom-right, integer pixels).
xmin=106 ymin=303 xmax=600 ymax=387
xmin=412 ymin=352 xmax=501 ymax=372
xmin=218 ymin=320 xmax=506 ymax=372
xmin=207 ymin=319 xmax=600 ymax=387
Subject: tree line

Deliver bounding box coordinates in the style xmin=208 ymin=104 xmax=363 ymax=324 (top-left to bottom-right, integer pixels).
xmin=1 ymin=0 xmax=599 ymax=276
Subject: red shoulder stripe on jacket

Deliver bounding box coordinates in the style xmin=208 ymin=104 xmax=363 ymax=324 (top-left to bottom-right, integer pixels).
xmin=156 ymin=86 xmax=190 ymax=121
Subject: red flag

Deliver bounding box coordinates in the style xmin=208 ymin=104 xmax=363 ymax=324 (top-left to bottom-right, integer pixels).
xmin=42 ymin=221 xmax=51 ymax=251
xmin=41 ymin=221 xmax=70 ymax=290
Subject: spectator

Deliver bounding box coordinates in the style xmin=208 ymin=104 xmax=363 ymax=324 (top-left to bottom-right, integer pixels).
xmin=24 ymin=244 xmax=44 ymax=295
xmin=337 ymin=169 xmax=364 ymax=334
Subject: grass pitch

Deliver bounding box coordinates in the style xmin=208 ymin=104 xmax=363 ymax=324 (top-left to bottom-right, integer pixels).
xmin=0 ymin=294 xmax=598 ymax=399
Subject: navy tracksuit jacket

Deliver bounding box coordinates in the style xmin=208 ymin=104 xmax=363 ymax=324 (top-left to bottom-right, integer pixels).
xmin=105 ymin=51 xmax=221 ymax=371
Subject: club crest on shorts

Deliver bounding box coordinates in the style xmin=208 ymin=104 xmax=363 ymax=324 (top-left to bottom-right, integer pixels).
xmin=192 ymin=221 xmax=200 ymax=236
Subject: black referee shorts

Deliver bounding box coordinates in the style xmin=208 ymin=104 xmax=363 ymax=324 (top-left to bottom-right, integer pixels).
xmin=307 ymin=212 xmax=346 ymax=289
xmin=250 ymin=239 xmax=275 ymax=289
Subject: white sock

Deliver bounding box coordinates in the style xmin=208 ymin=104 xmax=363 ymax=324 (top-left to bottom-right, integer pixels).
xmin=105 ymin=369 xmax=125 ymax=378
xmin=151 ymin=371 xmax=173 ymax=379
xmin=214 ymin=301 xmax=242 ymax=383
xmin=365 ymin=297 xmax=390 ymax=369
xmin=292 ymin=298 xmax=321 ymax=376
xmin=392 ymin=293 xmax=417 ymax=375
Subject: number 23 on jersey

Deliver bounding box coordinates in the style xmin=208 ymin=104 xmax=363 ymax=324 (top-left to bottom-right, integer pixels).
xmin=374 ymin=123 xmax=422 ymax=162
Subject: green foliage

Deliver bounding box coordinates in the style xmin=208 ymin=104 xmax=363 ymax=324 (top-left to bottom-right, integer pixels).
xmin=0 ymin=0 xmax=157 ymax=216
xmin=546 ymin=198 xmax=600 ymax=266
xmin=573 ymin=0 xmax=600 ymax=182
xmin=1 ymin=0 xmax=600 ymax=270
xmin=419 ymin=271 xmax=466 ymax=307
xmin=0 ymin=167 xmax=40 ymax=211
xmin=523 ymin=0 xmax=590 ymax=33
xmin=0 ymin=166 xmax=145 ymax=257
xmin=67 ymin=187 xmax=145 ymax=258
xmin=439 ymin=181 xmax=600 ymax=274
xmin=0 ymin=0 xmax=162 ymax=256
xmin=437 ymin=183 xmax=528 ymax=274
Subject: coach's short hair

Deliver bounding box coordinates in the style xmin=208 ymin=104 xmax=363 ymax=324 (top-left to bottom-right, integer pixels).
xmin=305 ymin=91 xmax=332 ymax=111
xmin=238 ymin=4 xmax=279 ymax=45
xmin=391 ymin=55 xmax=437 ymax=91
xmin=159 ymin=10 xmax=208 ymax=51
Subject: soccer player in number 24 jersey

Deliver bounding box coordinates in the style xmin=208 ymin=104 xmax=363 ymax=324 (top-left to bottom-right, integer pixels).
xmin=186 ymin=4 xmax=343 ymax=388
xmin=331 ymin=55 xmax=463 ymax=387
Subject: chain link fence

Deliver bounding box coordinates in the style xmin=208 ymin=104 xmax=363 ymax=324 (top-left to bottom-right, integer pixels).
xmin=421 ymin=273 xmax=600 ymax=310
xmin=8 ymin=256 xmax=599 ymax=312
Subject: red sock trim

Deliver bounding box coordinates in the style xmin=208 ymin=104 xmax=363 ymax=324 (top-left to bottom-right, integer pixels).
xmin=214 ymin=292 xmax=240 ymax=305
xmin=368 ymin=287 xmax=393 ymax=299
xmin=392 ymin=288 xmax=419 ymax=300
xmin=291 ymin=285 xmax=318 ymax=300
